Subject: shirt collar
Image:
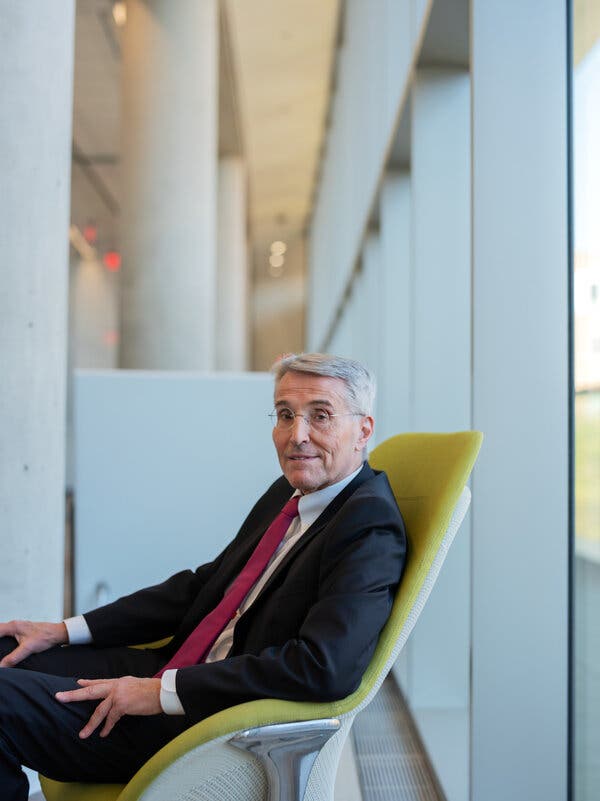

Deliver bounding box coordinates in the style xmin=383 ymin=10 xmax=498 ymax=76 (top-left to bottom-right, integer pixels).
xmin=291 ymin=463 xmax=364 ymax=533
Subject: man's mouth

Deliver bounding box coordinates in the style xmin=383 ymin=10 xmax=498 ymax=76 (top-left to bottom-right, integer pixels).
xmin=287 ymin=454 xmax=318 ymax=461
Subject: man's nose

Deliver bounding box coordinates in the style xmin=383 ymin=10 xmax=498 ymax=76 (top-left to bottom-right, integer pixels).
xmin=290 ymin=415 xmax=311 ymax=444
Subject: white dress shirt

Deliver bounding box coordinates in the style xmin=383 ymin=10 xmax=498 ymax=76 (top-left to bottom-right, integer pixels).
xmin=64 ymin=464 xmax=363 ymax=714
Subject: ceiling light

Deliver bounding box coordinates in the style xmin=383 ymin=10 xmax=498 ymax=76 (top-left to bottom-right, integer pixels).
xmin=270 ymin=241 xmax=287 ymax=255
xmin=269 ymin=254 xmax=284 ymax=268
xmin=113 ymin=2 xmax=127 ymax=27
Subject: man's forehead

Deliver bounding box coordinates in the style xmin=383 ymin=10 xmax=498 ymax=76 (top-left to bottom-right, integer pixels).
xmin=274 ymin=372 xmax=348 ymax=404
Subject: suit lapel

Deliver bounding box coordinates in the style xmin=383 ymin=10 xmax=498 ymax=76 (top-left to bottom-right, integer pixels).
xmin=222 ymin=476 xmax=296 ymax=573
xmin=250 ymin=463 xmax=375 ymax=603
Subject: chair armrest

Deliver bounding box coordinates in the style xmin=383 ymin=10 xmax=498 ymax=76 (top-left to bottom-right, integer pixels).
xmin=115 ymin=698 xmax=343 ymax=801
xmin=229 ymin=719 xmax=340 ymax=801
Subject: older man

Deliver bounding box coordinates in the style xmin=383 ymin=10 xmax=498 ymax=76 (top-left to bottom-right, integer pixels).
xmin=0 ymin=353 xmax=406 ymax=800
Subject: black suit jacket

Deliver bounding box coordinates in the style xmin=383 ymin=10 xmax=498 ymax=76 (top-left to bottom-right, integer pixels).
xmin=84 ymin=462 xmax=407 ymax=722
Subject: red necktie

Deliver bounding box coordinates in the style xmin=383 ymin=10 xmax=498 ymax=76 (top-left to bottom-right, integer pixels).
xmin=155 ymin=495 xmax=300 ymax=677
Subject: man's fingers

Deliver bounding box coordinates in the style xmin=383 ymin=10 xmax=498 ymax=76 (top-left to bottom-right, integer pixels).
xmin=79 ymin=698 xmax=112 ymax=739
xmin=99 ymin=705 xmax=122 ymax=738
xmin=56 ymin=682 xmax=111 ymax=703
xmin=56 ymin=681 xmax=121 ymax=738
xmin=0 ymin=644 xmax=30 ymax=668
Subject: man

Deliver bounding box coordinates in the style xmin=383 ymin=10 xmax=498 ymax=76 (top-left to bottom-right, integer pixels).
xmin=0 ymin=353 xmax=406 ymax=800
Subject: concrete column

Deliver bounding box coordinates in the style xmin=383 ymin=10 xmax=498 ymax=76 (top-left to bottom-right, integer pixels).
xmin=471 ymin=2 xmax=569 ymax=799
xmin=0 ymin=2 xmax=74 ymax=619
xmin=120 ymin=0 xmax=218 ymax=369
xmin=216 ymin=157 xmax=248 ymax=370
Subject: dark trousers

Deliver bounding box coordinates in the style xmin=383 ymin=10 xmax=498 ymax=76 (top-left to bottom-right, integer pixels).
xmin=0 ymin=637 xmax=192 ymax=801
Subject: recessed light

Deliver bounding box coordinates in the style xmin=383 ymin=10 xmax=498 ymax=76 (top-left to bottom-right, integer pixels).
xmin=270 ymin=240 xmax=287 ymax=255
xmin=113 ymin=2 xmax=126 ymax=27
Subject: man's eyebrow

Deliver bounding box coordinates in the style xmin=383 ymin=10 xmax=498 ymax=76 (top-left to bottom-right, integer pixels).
xmin=274 ymin=399 xmax=335 ymax=408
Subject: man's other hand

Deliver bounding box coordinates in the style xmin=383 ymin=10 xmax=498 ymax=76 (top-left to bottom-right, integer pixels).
xmin=56 ymin=676 xmax=163 ymax=738
xmin=0 ymin=620 xmax=68 ymax=667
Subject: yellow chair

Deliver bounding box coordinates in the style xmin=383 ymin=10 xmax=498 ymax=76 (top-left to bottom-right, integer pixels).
xmin=41 ymin=431 xmax=482 ymax=801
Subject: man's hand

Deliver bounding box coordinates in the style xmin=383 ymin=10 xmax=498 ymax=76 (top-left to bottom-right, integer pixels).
xmin=56 ymin=676 xmax=163 ymax=738
xmin=0 ymin=620 xmax=68 ymax=667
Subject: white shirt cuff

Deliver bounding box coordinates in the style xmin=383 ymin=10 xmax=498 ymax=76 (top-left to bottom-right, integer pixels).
xmin=63 ymin=615 xmax=93 ymax=645
xmin=160 ymin=669 xmax=185 ymax=715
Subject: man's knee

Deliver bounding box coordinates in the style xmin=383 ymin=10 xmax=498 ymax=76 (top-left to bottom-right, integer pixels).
xmin=0 ymin=667 xmax=45 ymax=731
xmin=0 ymin=667 xmax=78 ymax=715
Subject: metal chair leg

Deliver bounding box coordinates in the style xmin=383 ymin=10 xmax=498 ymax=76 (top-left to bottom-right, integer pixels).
xmin=229 ymin=718 xmax=341 ymax=801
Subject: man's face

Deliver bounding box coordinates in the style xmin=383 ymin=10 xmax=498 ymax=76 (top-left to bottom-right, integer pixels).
xmin=272 ymin=371 xmax=374 ymax=493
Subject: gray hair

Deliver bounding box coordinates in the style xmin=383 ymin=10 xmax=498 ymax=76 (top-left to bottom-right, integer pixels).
xmin=272 ymin=353 xmax=376 ymax=415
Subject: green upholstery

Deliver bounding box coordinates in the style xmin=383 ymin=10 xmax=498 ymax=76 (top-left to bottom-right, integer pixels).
xmin=40 ymin=431 xmax=482 ymax=801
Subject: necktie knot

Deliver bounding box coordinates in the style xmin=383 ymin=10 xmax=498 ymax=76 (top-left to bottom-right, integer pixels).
xmin=281 ymin=495 xmax=300 ymax=520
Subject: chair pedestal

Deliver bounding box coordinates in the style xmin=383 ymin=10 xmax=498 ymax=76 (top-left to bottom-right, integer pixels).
xmin=229 ymin=718 xmax=340 ymax=801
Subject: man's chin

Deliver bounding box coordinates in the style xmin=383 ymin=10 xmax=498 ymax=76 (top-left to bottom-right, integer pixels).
xmin=284 ymin=462 xmax=322 ymax=493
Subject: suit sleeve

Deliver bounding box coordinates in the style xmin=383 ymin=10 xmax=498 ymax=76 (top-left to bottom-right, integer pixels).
xmin=175 ymin=490 xmax=407 ymax=721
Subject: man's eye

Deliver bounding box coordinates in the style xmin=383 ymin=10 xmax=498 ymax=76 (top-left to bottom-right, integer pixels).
xmin=311 ymin=411 xmax=330 ymax=423
xmin=278 ymin=409 xmax=294 ymax=421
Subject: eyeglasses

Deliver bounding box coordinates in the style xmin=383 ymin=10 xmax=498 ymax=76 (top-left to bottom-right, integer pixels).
xmin=269 ymin=408 xmax=364 ymax=432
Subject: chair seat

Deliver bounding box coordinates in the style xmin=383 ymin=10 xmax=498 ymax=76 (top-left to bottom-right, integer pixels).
xmin=40 ymin=779 xmax=124 ymax=801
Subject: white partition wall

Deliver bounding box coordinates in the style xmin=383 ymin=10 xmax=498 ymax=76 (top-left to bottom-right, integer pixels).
xmin=74 ymin=371 xmax=279 ymax=612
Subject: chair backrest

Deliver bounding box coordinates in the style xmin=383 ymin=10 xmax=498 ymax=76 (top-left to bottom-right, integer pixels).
xmin=331 ymin=430 xmax=483 ymax=716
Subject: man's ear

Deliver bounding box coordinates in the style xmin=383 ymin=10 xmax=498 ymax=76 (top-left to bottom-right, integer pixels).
xmin=356 ymin=415 xmax=374 ymax=451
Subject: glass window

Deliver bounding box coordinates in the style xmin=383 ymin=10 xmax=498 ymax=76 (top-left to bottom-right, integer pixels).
xmin=573 ymin=2 xmax=600 ymax=798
